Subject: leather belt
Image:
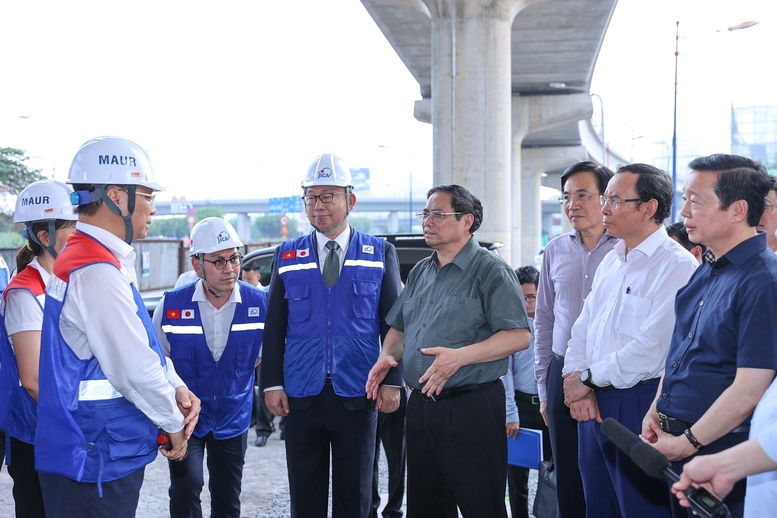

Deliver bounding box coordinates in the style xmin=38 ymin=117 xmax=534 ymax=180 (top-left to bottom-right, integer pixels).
xmin=515 ymin=390 xmax=541 ymax=405
xmin=412 ymin=380 xmax=499 ymax=403
xmin=593 ymin=377 xmax=660 ymax=393
xmin=553 ymin=354 xmax=565 ymax=365
xmin=659 ymin=412 xmax=749 ymax=436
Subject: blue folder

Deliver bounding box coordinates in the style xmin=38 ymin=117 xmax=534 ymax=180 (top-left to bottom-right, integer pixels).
xmin=507 ymin=428 xmax=543 ymax=469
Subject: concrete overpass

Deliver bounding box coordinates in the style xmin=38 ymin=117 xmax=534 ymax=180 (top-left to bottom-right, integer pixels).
xmin=360 ymin=0 xmax=624 ymax=264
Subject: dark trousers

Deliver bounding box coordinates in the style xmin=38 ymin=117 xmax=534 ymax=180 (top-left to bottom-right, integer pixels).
xmin=578 ymin=381 xmax=671 ymax=518
xmin=546 ymin=356 xmax=586 ymax=518
xmin=254 ymin=366 xmax=275 ymax=437
xmin=168 ymin=431 xmax=248 ymax=518
xmin=507 ymin=390 xmax=551 ymax=518
xmin=668 ymin=431 xmax=748 ymax=518
xmin=285 ymin=383 xmax=378 ymax=518
xmin=371 ymin=388 xmax=407 ymax=518
xmin=8 ymin=437 xmax=46 ymax=518
xmin=406 ymin=381 xmax=507 ymax=518
xmin=39 ymin=466 xmax=145 ymax=518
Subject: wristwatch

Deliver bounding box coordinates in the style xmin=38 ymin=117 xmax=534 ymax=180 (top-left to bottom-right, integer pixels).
xmin=579 ymin=368 xmax=597 ymax=390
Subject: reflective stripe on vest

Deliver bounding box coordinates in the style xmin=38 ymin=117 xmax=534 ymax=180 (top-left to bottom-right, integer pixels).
xmin=231 ymin=322 xmax=265 ymax=331
xmin=278 ymin=262 xmax=318 ymax=275
xmin=343 ymin=259 xmax=384 ymax=269
xmin=78 ymin=380 xmax=123 ymax=401
xmin=161 ymin=325 xmax=204 ymax=335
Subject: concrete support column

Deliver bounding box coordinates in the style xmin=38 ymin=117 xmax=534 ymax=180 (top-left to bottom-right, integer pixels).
xmin=510 ymin=93 xmax=593 ymax=264
xmin=236 ymin=213 xmax=251 ymax=243
xmin=387 ymin=211 xmax=400 ymax=233
xmin=424 ymin=0 xmax=527 ymax=264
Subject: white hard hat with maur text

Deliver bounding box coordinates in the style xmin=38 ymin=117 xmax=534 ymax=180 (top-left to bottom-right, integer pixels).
xmin=67 ymin=136 xmax=164 ymax=191
xmin=301 ymin=154 xmax=354 ymax=189
xmin=189 ymin=217 xmax=244 ymax=256
xmin=14 ymin=180 xmax=78 ymax=224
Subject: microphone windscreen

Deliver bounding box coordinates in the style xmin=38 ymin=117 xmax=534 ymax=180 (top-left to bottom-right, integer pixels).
xmin=601 ymin=417 xmax=671 ymax=479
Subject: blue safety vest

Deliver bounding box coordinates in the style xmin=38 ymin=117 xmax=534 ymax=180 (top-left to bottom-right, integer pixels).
xmin=278 ymin=232 xmax=385 ymax=398
xmin=160 ymin=281 xmax=266 ymax=440
xmin=0 ymin=266 xmax=46 ymax=444
xmin=35 ymin=231 xmax=164 ymax=488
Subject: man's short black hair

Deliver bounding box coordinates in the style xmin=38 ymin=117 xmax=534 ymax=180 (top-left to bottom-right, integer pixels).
xmin=615 ymin=164 xmax=673 ymax=224
xmin=515 ymin=265 xmax=539 ymax=288
xmin=688 ymin=154 xmax=769 ymax=227
xmin=560 ymin=161 xmax=614 ymax=194
xmin=426 ymin=184 xmax=483 ymax=234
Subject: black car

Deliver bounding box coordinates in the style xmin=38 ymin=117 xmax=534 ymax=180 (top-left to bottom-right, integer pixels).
xmin=241 ymin=233 xmax=503 ymax=286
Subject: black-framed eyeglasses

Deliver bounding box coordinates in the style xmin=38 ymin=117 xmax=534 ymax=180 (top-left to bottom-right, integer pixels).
xmin=558 ymin=193 xmax=598 ymax=206
xmin=415 ymin=210 xmax=463 ymax=223
xmin=201 ymin=254 xmax=243 ymax=270
xmin=599 ymin=195 xmax=645 ymax=210
xmin=301 ymin=192 xmax=346 ymax=206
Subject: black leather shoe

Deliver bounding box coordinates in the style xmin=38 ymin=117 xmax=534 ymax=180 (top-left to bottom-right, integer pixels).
xmin=254 ymin=435 xmax=268 ymax=447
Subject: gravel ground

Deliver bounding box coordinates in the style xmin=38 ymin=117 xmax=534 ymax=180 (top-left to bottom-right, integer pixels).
xmin=0 ymin=418 xmax=539 ymax=517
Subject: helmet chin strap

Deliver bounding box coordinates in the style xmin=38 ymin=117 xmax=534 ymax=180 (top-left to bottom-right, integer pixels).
xmin=25 ymin=220 xmax=60 ymax=259
xmin=95 ymin=185 xmax=136 ymax=244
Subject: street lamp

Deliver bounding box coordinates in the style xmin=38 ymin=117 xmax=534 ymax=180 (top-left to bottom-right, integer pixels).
xmin=671 ymin=20 xmax=759 ymax=222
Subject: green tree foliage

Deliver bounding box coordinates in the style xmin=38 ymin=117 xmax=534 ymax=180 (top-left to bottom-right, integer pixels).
xmin=196 ymin=206 xmax=224 ymax=220
xmin=0 ymin=147 xmax=45 ymax=194
xmin=253 ymin=214 xmax=299 ymax=240
xmin=349 ymin=216 xmax=373 ymax=234
xmin=0 ymin=231 xmax=24 ymax=248
xmin=148 ymin=206 xmax=228 ymax=238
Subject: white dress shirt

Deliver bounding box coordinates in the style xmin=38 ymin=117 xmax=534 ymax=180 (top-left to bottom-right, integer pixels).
xmin=562 ymin=226 xmax=698 ymax=388
xmin=4 ymin=258 xmax=48 ymax=338
xmin=58 ymin=222 xmax=186 ymax=433
xmin=153 ymin=280 xmax=241 ymax=361
xmin=314 ymin=228 xmax=350 ymax=273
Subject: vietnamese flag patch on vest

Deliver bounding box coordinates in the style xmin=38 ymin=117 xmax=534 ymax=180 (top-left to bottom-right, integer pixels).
xmin=282 ymin=250 xmax=296 ymax=260
xmin=167 ymin=309 xmax=180 ymax=319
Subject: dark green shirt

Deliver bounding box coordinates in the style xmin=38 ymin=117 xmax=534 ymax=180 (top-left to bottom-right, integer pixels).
xmin=387 ymin=236 xmax=529 ymax=390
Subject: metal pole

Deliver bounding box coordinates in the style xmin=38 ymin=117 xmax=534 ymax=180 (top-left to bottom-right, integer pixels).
xmin=671 ymin=21 xmax=679 ymax=222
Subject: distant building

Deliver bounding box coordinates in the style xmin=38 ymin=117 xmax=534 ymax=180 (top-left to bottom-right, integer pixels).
xmin=731 ymin=105 xmax=777 ymax=170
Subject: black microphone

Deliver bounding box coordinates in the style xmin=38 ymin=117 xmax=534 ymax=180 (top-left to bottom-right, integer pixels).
xmin=601 ymin=417 xmax=730 ymax=518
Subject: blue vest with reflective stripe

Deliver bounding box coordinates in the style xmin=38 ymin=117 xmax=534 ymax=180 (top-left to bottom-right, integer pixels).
xmin=161 ymin=281 xmax=266 ymax=440
xmin=35 ymin=231 xmax=164 ymax=485
xmin=278 ymin=232 xmax=384 ymax=398
xmin=0 ymin=266 xmax=46 ymax=444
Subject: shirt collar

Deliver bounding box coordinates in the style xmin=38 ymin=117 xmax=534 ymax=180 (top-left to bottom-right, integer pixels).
xmin=76 ymin=221 xmax=135 ymax=264
xmin=570 ymin=230 xmax=619 ymax=250
xmin=614 ymin=225 xmax=667 ymax=261
xmin=430 ymin=234 xmax=479 ymax=271
xmin=315 ymin=227 xmax=351 ymax=258
xmin=192 ymin=278 xmax=242 ymax=309
xmin=27 ymin=257 xmax=51 ymax=286
xmin=716 ymin=232 xmax=767 ymax=267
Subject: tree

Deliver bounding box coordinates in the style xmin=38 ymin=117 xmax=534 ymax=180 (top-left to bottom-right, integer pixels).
xmin=148 ymin=217 xmax=189 ymax=238
xmin=253 ymin=214 xmax=299 ymax=240
xmin=0 ymin=147 xmax=45 ymax=194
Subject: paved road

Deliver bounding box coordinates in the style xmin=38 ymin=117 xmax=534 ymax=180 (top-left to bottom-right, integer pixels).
xmin=0 ymin=420 xmax=537 ymax=517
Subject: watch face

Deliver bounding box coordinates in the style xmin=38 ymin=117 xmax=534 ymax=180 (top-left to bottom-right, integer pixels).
xmin=581 ymin=370 xmax=590 ymax=383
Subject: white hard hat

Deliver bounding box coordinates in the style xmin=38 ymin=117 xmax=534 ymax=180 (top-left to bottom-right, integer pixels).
xmin=189 ymin=217 xmax=244 ymax=256
xmin=14 ymin=180 xmax=78 ymax=224
xmin=301 ymin=154 xmax=354 ymax=189
xmin=67 ymin=136 xmax=164 ymax=192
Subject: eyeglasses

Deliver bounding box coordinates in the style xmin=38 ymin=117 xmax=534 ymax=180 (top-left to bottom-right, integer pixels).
xmin=765 ymin=200 xmax=777 ymax=213
xmin=524 ymin=294 xmax=537 ymax=302
xmin=558 ymin=193 xmax=598 ymax=206
xmin=117 ymin=187 xmax=155 ymax=205
xmin=415 ymin=210 xmax=463 ymax=223
xmin=599 ymin=195 xmax=645 ymax=210
xmin=301 ymin=192 xmax=345 ymax=206
xmin=201 ymin=254 xmax=243 ymax=270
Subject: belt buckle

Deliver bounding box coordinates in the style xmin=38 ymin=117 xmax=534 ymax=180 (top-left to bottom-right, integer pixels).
xmin=658 ymin=413 xmax=671 ymax=433
xmin=429 ymin=392 xmax=436 ymax=402
xmin=531 ymin=396 xmax=540 ymax=405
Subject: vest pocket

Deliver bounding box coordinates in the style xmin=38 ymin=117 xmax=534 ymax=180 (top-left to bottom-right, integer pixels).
xmin=343 ymin=281 xmax=380 ymax=319
xmin=104 ymin=415 xmax=156 ymax=460
xmin=285 ymin=284 xmax=311 ymax=323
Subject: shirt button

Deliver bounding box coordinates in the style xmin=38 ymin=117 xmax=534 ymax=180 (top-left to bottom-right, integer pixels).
xmin=430 ymin=300 xmax=434 ymax=304
xmin=662 ymin=393 xmax=668 ymax=398
xmin=584 ymin=275 xmax=589 ymax=279
xmin=672 ymin=362 xmax=678 ymax=368
xmin=422 ymin=324 xmax=426 ymax=328
xmin=688 ymin=333 xmax=693 ymax=339
xmin=699 ymin=301 xmax=704 ymax=306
